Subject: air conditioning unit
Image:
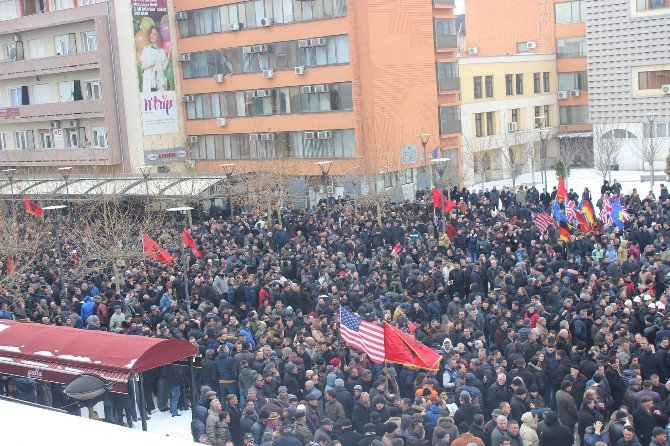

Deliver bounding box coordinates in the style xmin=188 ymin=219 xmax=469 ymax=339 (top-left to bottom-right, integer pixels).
xmin=310 ymin=37 xmax=326 ymax=46
xmin=317 ymin=131 xmax=332 ymax=139
xmin=557 ymin=90 xmax=568 ymax=100
xmin=526 ymin=41 xmax=537 ymax=49
xmin=570 ymin=89 xmax=581 ymax=97
xmin=260 ymin=17 xmax=272 ymax=27
xmin=255 ymin=89 xmax=270 ymax=97
xmin=298 ymin=40 xmax=310 ymax=48
xmin=69 ymin=119 xmax=79 ymax=128
xmin=468 ymin=47 xmax=479 ymax=55
xmin=175 ymin=12 xmax=189 ymax=20
xmin=213 ymin=74 xmax=225 ymax=83
xmin=663 ymin=84 xmax=670 ymax=95
xmin=252 ymin=45 xmax=266 ymax=53
xmin=507 ymin=122 xmax=518 ymax=133
xmin=186 ymin=136 xmax=199 ymax=143
xmin=260 ymin=133 xmax=274 ymax=141
xmin=305 ymin=131 xmax=316 ymax=140
xmin=263 ymin=69 xmax=274 ymax=79
xmin=182 ymin=95 xmax=195 ymax=103
xmin=314 ymin=84 xmax=329 ymax=93
xmin=295 ymin=66 xmax=306 ymax=75
xmin=242 ymin=46 xmax=253 ymax=54
xmin=50 ymin=120 xmax=60 ymax=129
xmin=229 ymin=22 xmax=241 ymax=31
xmin=249 ymin=133 xmax=260 ymax=142
xmin=177 ymin=53 xmax=191 ymax=62
xmin=301 ymin=85 xmax=313 ymax=94
xmin=216 ymin=118 xmax=228 ymax=127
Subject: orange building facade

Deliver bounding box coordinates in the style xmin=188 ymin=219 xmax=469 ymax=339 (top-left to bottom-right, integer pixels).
xmin=173 ymin=0 xmax=461 ymax=180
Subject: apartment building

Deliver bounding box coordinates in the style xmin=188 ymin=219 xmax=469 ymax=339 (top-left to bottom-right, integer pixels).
xmin=586 ymin=0 xmax=670 ymax=173
xmin=0 ymin=0 xmax=186 ymax=173
xmin=174 ymin=0 xmax=461 ymax=184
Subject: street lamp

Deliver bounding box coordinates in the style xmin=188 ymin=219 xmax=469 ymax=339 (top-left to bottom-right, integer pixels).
xmin=418 ymin=133 xmax=431 ymax=189
xmin=316 ymin=161 xmax=333 ymax=223
xmin=2 ymin=168 xmax=16 ymax=221
xmin=58 ymin=166 xmax=72 ymax=214
xmin=431 ymin=157 xmax=450 ymax=228
xmin=167 ymin=206 xmax=194 ymax=301
xmin=43 ymin=205 xmax=67 ymax=294
xmin=138 ymin=165 xmax=151 ymax=196
xmin=538 ymin=128 xmax=551 ymax=191
xmin=220 ymin=163 xmax=236 ymax=218
xmin=647 ymin=112 xmax=658 ymax=191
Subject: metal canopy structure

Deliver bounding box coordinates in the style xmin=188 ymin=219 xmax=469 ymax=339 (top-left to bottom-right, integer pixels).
xmin=0 ymin=174 xmax=228 ymax=198
xmin=0 ymin=320 xmax=199 ymax=393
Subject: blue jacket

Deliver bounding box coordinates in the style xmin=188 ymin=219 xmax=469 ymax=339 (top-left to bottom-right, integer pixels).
xmin=424 ymin=403 xmax=444 ymax=428
xmin=0 ymin=309 xmax=13 ymax=320
xmin=215 ymin=352 xmax=236 ymax=381
xmin=159 ymin=293 xmax=173 ymax=309
xmin=191 ymin=406 xmax=208 ymax=442
xmin=80 ymin=296 xmax=95 ymax=323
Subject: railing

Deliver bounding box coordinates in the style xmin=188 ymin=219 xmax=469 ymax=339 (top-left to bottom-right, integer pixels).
xmin=438 ymin=77 xmax=460 ymax=92
xmin=0 ymin=100 xmax=104 ymax=123
xmin=0 ymin=51 xmax=99 ymax=80
xmin=0 ymin=147 xmax=114 ymax=166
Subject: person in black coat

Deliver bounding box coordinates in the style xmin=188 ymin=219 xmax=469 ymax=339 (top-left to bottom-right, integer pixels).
xmin=225 ymin=394 xmax=243 ymax=444
xmin=510 ymin=388 xmax=531 ymax=424
xmin=539 ymin=411 xmax=574 ymax=446
xmin=352 ymin=393 xmax=371 ymax=434
xmin=632 ymin=397 xmax=661 ymax=446
xmin=200 ymin=349 xmax=219 ymax=391
xmin=453 ymin=392 xmax=482 ymax=426
xmin=577 ymin=398 xmax=599 ymax=446
xmin=283 ymin=364 xmax=302 ymax=399
xmin=336 ymin=419 xmax=362 ymax=446
xmin=486 ymin=374 xmax=512 ymax=414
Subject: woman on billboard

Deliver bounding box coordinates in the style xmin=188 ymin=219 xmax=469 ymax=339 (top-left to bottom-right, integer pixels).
xmin=140 ymin=25 xmax=170 ymax=92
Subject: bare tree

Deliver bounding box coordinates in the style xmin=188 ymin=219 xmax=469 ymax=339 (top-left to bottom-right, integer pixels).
xmin=0 ymin=212 xmax=47 ymax=298
xmin=632 ymin=129 xmax=669 ymax=192
xmin=555 ymin=135 xmax=591 ymax=190
xmin=592 ymin=124 xmax=627 ymax=182
xmin=461 ymin=135 xmax=496 ymax=188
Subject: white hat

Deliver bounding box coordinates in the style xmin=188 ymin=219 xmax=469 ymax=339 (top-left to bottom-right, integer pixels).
xmin=644 ymin=294 xmax=653 ymax=301
xmin=658 ymin=303 xmax=665 ymax=310
xmin=649 ymin=303 xmax=656 ymax=309
xmin=625 ymin=300 xmax=633 ymax=307
xmin=634 ymin=296 xmax=642 ymax=303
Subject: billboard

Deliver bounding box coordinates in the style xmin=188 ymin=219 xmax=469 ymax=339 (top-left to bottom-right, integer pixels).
xmin=132 ymin=0 xmax=178 ymax=136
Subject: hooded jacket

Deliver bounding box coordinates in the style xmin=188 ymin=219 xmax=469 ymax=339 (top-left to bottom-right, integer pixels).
xmin=520 ymin=411 xmax=539 ymax=446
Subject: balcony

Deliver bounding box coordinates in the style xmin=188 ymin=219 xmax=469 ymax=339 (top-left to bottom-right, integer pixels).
xmin=0 ymin=100 xmax=104 ymax=124
xmin=0 ymin=51 xmax=99 ymax=81
xmin=0 ymin=2 xmax=107 ymax=35
xmin=435 ymin=35 xmax=458 ymax=50
xmin=434 ymin=0 xmax=456 ymax=5
xmin=0 ymin=147 xmax=114 ymax=166
xmin=440 ymin=120 xmax=462 ymax=135
xmin=438 ymin=77 xmax=460 ymax=93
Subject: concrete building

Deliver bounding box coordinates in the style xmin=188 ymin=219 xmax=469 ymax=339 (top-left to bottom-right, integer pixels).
xmin=0 ymin=0 xmax=186 ymax=174
xmin=174 ymin=0 xmax=461 ymax=187
xmin=586 ymin=0 xmax=670 ymax=174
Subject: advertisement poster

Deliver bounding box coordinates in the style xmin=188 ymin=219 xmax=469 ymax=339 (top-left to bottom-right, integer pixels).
xmin=132 ymin=0 xmax=178 ymax=136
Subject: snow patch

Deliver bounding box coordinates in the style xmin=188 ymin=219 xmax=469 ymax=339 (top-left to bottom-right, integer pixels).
xmin=0 ymin=345 xmax=21 ymax=352
xmin=58 ymin=355 xmax=92 ymax=363
xmin=0 ymin=324 xmax=10 ymax=333
xmin=125 ymin=359 xmax=138 ymax=369
xmin=34 ymin=351 xmax=55 ymax=357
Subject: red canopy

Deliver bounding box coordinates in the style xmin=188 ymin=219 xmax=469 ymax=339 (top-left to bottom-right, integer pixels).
xmin=0 ymin=320 xmax=199 ymax=392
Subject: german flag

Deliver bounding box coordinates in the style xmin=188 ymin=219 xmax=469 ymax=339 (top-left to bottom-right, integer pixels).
xmin=559 ymin=221 xmax=572 ymax=242
xmin=581 ymin=199 xmax=596 ymax=225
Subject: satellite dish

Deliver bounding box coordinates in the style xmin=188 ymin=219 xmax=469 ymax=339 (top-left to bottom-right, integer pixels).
xmin=64 ymin=374 xmax=112 ymax=401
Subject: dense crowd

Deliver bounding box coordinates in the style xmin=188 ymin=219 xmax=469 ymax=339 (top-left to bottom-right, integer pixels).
xmin=3 ymin=178 xmax=670 ymax=446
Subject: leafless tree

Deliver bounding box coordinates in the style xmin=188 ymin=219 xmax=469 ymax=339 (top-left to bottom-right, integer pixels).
xmin=0 ymin=211 xmax=47 ymax=299
xmin=461 ymin=135 xmax=495 ymax=189
xmin=498 ymin=131 xmax=535 ymax=190
xmin=631 ymin=130 xmax=670 ymax=191
xmin=555 ymin=135 xmax=591 ymax=190
xmin=592 ymin=124 xmax=627 ymax=182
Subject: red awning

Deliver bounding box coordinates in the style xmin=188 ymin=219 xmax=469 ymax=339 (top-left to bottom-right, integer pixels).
xmin=0 ymin=320 xmax=199 ymax=393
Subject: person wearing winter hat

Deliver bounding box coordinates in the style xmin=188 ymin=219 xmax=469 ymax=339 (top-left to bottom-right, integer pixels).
xmin=451 ymin=421 xmax=484 ymax=446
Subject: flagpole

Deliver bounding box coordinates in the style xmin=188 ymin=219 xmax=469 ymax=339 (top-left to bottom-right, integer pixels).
xmin=167 ymin=207 xmax=194 ymax=301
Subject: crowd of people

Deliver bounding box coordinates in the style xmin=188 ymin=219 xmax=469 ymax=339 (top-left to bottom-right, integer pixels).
xmin=3 ymin=178 xmax=670 ymax=446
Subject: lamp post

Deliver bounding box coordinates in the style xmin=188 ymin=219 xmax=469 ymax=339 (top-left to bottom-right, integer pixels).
xmin=538 ymin=128 xmax=551 ymax=191
xmin=58 ymin=166 xmax=72 ymax=215
xmin=43 ymin=205 xmax=67 ymax=294
xmin=316 ymin=161 xmax=333 ymax=223
xmin=431 ymin=157 xmax=450 ymax=229
xmin=167 ymin=206 xmax=194 ymax=301
xmin=138 ymin=164 xmax=151 ymax=197
xmin=2 ymin=168 xmax=16 ymax=221
xmin=647 ymin=112 xmax=658 ymax=191
xmin=418 ymin=133 xmax=431 ymax=189
xmin=220 ymin=163 xmax=236 ymax=219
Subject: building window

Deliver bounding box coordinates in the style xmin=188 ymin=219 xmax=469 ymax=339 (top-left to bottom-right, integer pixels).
xmin=534 ymin=106 xmax=542 ymax=128
xmin=558 ymin=71 xmax=588 ymax=90
xmin=638 ymin=70 xmax=670 ymax=90
xmin=436 ymin=62 xmax=459 ymax=92
xmin=544 ymin=105 xmax=551 ymax=126
xmin=14 ymin=130 xmax=31 ymax=150
xmin=543 ymin=72 xmax=550 ymax=92
xmin=515 ymin=73 xmax=524 ymax=95
xmin=91 ymin=126 xmax=108 ymax=147
xmin=557 ymin=37 xmax=586 ymax=58
xmin=636 ymin=0 xmax=670 ymax=11
xmin=533 ymin=72 xmax=541 ymax=93
xmin=559 ymin=105 xmax=589 ymax=124
xmin=81 ymin=31 xmax=97 ymax=52
xmin=54 ymin=34 xmax=76 ymax=56
xmin=8 ymin=86 xmax=23 ymax=106
xmin=643 ymin=122 xmax=670 ymax=138
xmin=51 ymin=0 xmax=66 ymax=11
xmin=0 ymin=0 xmax=21 ymax=21
xmin=511 ymin=108 xmax=519 ymax=126
xmin=516 ymin=42 xmax=529 ymax=53
xmin=555 ymin=0 xmax=585 ymax=23
xmin=485 ymin=75 xmax=493 ymax=97
xmin=27 ymin=39 xmax=44 ymax=59
xmin=65 ymin=128 xmax=82 ymax=148
xmin=475 ymin=113 xmax=483 ymax=137
xmin=434 ymin=18 xmax=457 ymax=48
xmin=473 ymin=76 xmax=482 ymax=99
xmin=32 ymin=84 xmax=50 ymax=104
xmin=39 ymin=130 xmax=54 ymax=149
xmin=505 ymin=74 xmax=513 ymax=96
xmin=0 ymin=133 xmax=6 ymax=150
xmin=439 ymin=105 xmax=461 ymax=135
xmin=85 ymin=80 xmax=102 ymax=100
xmin=486 ymin=112 xmax=495 ymax=136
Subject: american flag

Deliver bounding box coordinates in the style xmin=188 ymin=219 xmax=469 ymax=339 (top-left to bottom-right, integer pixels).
xmin=565 ymin=200 xmax=578 ymax=223
xmin=532 ymin=211 xmax=556 ymax=234
xmin=601 ymin=196 xmax=613 ymax=226
xmin=339 ymin=306 xmax=386 ymax=364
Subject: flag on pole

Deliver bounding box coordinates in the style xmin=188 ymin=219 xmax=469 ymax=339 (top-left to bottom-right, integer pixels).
xmin=182 ymin=228 xmax=203 ymax=258
xmin=574 ymin=210 xmax=591 ymax=232
xmin=383 ymin=322 xmax=442 ymax=370
xmin=432 ymin=188 xmax=444 ymax=208
xmin=23 ymin=198 xmax=43 ymax=217
xmin=611 ymin=197 xmax=626 ymax=230
xmin=142 ymin=235 xmax=174 ymax=266
xmin=600 ymin=196 xmax=613 ymax=226
xmin=559 ymin=221 xmax=572 ymax=242
xmin=565 ymin=200 xmax=578 ymax=223
xmin=556 ymin=176 xmax=567 ymax=202
xmin=580 ymin=198 xmax=596 ymax=225
xmin=552 ymin=201 xmax=568 ymax=223
xmin=532 ymin=211 xmax=556 ymax=234
xmin=339 ymin=306 xmax=385 ymax=364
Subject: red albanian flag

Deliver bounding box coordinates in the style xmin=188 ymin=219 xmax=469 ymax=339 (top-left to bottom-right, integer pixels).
xmin=182 ymin=228 xmax=203 ymax=258
xmin=142 ymin=235 xmax=174 ymax=266
xmin=383 ymin=322 xmax=442 ymax=371
xmin=23 ymin=198 xmax=43 ymax=217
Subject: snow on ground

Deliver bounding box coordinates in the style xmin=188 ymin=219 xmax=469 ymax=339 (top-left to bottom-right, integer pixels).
xmin=474 ymin=168 xmax=666 ymax=197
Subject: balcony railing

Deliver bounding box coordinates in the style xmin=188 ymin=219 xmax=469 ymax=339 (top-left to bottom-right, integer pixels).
xmin=438 ymin=77 xmax=460 ymax=92
xmin=0 ymin=147 xmax=114 ymax=166
xmin=440 ymin=120 xmax=462 ymax=135
xmin=0 ymin=51 xmax=99 ymax=80
xmin=435 ymin=35 xmax=458 ymax=50
xmin=0 ymin=100 xmax=104 ymax=123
